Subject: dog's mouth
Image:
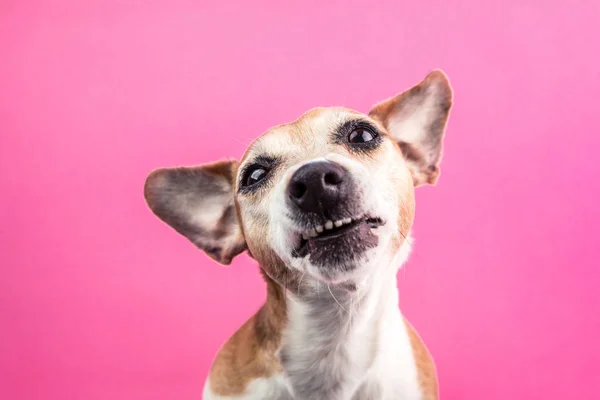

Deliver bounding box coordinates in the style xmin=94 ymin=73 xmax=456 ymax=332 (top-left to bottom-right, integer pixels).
xmin=292 ymin=216 xmax=384 ymax=258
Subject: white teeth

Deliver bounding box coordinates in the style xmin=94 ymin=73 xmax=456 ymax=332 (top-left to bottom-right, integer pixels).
xmin=304 ymin=219 xmax=353 ymax=239
xmin=302 ymin=229 xmax=318 ymax=239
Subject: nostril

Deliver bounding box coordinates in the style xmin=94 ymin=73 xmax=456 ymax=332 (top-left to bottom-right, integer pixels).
xmin=324 ymin=171 xmax=343 ymax=185
xmin=289 ymin=181 xmax=307 ymax=199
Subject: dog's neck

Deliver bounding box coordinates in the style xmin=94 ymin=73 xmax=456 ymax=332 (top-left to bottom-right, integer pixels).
xmin=273 ymin=246 xmax=408 ymax=400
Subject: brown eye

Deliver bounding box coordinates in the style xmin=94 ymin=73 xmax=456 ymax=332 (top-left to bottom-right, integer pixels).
xmin=242 ymin=166 xmax=268 ymax=187
xmin=348 ymin=128 xmax=376 ymax=143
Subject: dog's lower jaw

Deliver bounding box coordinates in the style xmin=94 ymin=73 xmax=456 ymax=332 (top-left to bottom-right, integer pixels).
xmin=279 ymin=248 xmax=421 ymax=400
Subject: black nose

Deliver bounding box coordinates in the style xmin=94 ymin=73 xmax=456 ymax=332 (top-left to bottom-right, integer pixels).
xmin=287 ymin=161 xmax=347 ymax=214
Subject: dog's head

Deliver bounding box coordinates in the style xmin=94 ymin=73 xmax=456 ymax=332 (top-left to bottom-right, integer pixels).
xmin=145 ymin=71 xmax=452 ymax=288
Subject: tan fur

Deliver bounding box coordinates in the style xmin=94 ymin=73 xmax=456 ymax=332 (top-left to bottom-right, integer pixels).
xmin=208 ymin=284 xmax=440 ymax=399
xmin=209 ymin=279 xmax=287 ymax=396
xmin=405 ymin=319 xmax=439 ymax=399
xmin=208 ymin=282 xmax=440 ymax=399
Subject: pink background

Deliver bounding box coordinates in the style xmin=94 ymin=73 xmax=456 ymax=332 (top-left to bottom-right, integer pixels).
xmin=1 ymin=1 xmax=599 ymax=399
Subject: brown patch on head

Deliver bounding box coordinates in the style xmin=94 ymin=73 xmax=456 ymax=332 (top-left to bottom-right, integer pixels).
xmin=369 ymin=70 xmax=453 ymax=186
xmin=405 ymin=319 xmax=439 ymax=399
xmin=208 ymin=278 xmax=287 ymax=396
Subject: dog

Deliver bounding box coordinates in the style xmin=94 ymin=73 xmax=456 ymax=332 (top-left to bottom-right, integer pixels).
xmin=144 ymin=70 xmax=453 ymax=400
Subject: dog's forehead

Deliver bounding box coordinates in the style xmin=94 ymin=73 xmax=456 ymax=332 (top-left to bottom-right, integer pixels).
xmin=240 ymin=107 xmax=364 ymax=164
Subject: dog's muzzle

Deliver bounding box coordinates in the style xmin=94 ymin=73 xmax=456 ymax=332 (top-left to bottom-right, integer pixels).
xmin=285 ymin=161 xmax=384 ymax=271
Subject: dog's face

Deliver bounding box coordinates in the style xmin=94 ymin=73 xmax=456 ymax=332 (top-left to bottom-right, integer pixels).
xmin=235 ymin=107 xmax=416 ymax=285
xmin=145 ymin=71 xmax=452 ymax=288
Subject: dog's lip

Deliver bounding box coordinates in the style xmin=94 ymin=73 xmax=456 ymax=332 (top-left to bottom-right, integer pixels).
xmin=292 ymin=216 xmax=384 ymax=258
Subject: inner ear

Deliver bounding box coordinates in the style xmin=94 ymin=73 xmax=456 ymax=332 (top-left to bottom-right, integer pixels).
xmin=369 ymin=70 xmax=453 ymax=186
xmin=144 ymin=160 xmax=246 ymax=265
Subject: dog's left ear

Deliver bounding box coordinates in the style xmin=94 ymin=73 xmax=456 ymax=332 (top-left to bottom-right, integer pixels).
xmin=369 ymin=70 xmax=453 ymax=186
xmin=144 ymin=160 xmax=246 ymax=265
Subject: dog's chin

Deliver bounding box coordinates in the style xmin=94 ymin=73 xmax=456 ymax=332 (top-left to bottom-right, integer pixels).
xmin=290 ymin=216 xmax=384 ymax=283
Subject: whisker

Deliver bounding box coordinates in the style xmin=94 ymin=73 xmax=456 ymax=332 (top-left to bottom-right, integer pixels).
xmin=231 ymin=136 xmax=255 ymax=147
xmin=398 ymin=229 xmax=414 ymax=249
xmin=297 ymin=270 xmax=307 ymax=296
xmin=348 ymin=295 xmax=355 ymax=320
xmin=397 ymin=229 xmax=413 ymax=281
xmin=327 ymin=284 xmax=348 ymax=313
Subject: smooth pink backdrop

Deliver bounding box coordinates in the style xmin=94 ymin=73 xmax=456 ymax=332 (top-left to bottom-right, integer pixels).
xmin=1 ymin=1 xmax=599 ymax=399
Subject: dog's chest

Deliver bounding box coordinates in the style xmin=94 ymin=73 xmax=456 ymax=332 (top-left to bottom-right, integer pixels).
xmin=274 ymin=294 xmax=422 ymax=400
xmin=204 ymin=312 xmax=422 ymax=400
xmin=279 ymin=303 xmax=374 ymax=399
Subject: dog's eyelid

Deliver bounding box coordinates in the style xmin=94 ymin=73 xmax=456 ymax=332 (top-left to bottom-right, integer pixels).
xmin=333 ymin=119 xmax=381 ymax=137
xmin=239 ymin=156 xmax=278 ymax=175
xmin=241 ymin=155 xmax=279 ymax=169
xmin=237 ymin=155 xmax=280 ymax=193
xmin=331 ymin=119 xmax=383 ymax=151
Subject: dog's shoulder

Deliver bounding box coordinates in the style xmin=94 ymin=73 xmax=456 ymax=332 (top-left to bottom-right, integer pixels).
xmin=204 ymin=306 xmax=286 ymax=399
xmin=404 ymin=318 xmax=439 ymax=400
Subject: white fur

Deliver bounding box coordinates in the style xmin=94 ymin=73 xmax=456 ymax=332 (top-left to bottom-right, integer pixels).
xmin=203 ymin=375 xmax=290 ymax=400
xmin=280 ymin=242 xmax=421 ymax=400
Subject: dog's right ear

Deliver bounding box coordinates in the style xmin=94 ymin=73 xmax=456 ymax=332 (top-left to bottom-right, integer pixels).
xmin=144 ymin=160 xmax=246 ymax=265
